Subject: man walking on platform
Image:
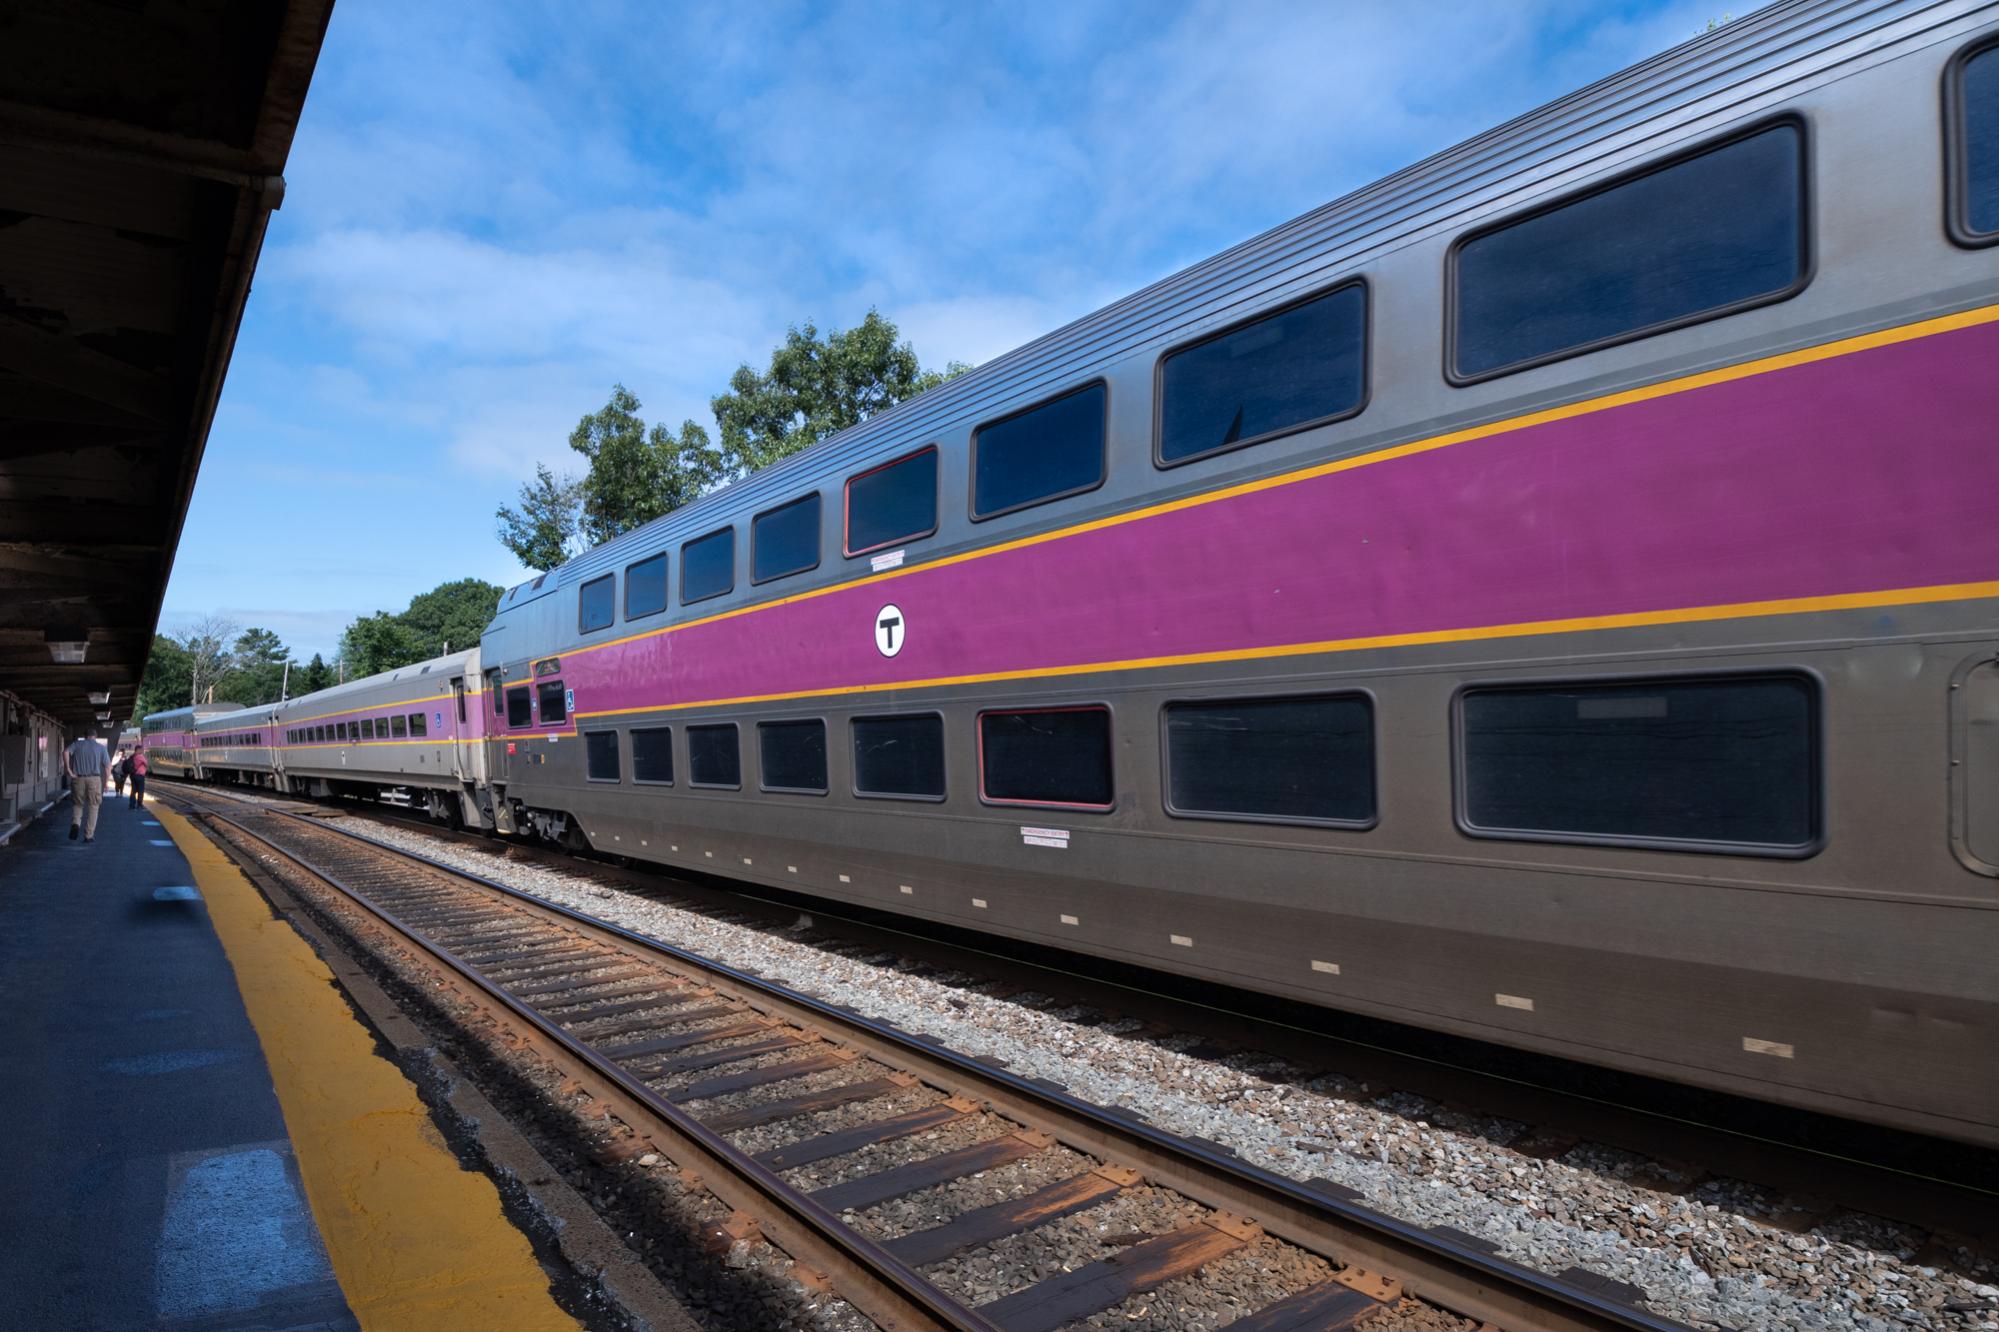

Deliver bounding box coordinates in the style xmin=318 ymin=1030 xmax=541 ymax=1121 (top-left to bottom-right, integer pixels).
xmin=128 ymin=748 xmax=148 ymax=809
xmin=64 ymin=726 xmax=110 ymax=843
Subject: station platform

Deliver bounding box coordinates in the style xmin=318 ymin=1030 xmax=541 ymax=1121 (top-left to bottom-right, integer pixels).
xmin=0 ymin=790 xmax=584 ymax=1332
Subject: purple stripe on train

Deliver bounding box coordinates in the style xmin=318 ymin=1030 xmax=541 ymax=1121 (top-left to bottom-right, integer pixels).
xmin=577 ymin=317 xmax=1998 ymax=714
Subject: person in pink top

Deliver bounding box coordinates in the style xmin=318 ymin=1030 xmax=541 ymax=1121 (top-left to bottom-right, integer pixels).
xmin=128 ymin=748 xmax=148 ymax=809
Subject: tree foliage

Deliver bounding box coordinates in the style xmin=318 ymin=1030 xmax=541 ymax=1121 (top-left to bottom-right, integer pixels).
xmin=712 ymin=310 xmax=968 ymax=477
xmin=222 ymin=626 xmax=292 ymax=706
xmin=499 ymin=310 xmax=963 ymax=568
xmin=496 ymin=464 xmax=585 ymax=572
xmin=134 ymin=635 xmax=193 ymax=720
xmin=568 ymin=386 xmax=725 ymax=547
xmin=297 ymin=653 xmax=335 ymax=695
xmin=337 ymin=578 xmax=504 ymax=679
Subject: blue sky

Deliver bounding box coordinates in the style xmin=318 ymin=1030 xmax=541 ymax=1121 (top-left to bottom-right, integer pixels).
xmin=162 ymin=0 xmax=1731 ymax=661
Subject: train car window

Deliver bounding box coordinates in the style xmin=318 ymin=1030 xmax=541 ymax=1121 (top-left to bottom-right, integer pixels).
xmin=537 ymin=680 xmax=567 ymax=724
xmin=752 ymin=493 xmax=822 ymax=585
xmin=757 ymin=719 xmax=827 ymax=793
xmin=687 ymin=723 xmax=740 ymax=788
xmin=1950 ymin=37 xmax=1999 ymax=244
xmin=632 ymin=727 xmax=674 ymax=784
xmin=1157 ymin=284 xmax=1367 ymax=466
xmin=506 ymin=686 xmax=532 ymax=728
xmin=1450 ymin=121 xmax=1806 ymax=382
xmin=1459 ymin=675 xmax=1818 ymax=853
xmin=390 ymin=715 xmax=408 ymax=738
xmin=1165 ymin=694 xmax=1375 ymax=825
xmin=408 ymin=712 xmax=427 ymax=737
xmin=626 ymin=553 xmax=668 ymax=619
xmin=852 ymin=714 xmax=945 ymax=800
xmin=579 ymin=574 xmax=616 ymax=633
xmin=972 ymin=382 xmax=1107 ymax=520
xmin=978 ymin=706 xmax=1113 ymax=808
xmin=364 ymin=719 xmax=378 ymax=740
xmin=845 ymin=447 xmax=938 ymax=556
xmin=681 ymin=527 xmax=734 ymax=604
xmin=585 ymin=730 xmax=621 ymax=782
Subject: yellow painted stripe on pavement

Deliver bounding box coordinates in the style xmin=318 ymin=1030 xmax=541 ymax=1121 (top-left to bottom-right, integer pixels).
xmin=152 ymin=800 xmax=582 ymax=1332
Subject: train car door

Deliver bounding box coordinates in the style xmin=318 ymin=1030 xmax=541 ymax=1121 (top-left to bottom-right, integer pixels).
xmin=1951 ymin=651 xmax=1999 ymax=876
xmin=448 ymin=676 xmax=468 ymax=779
xmin=486 ymin=669 xmax=509 ymax=781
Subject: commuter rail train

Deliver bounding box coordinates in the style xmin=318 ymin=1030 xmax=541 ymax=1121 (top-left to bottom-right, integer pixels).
xmin=153 ymin=2 xmax=1999 ymax=1145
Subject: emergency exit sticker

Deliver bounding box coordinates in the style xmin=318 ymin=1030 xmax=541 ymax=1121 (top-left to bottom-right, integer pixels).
xmin=506 ymin=742 xmax=517 ymax=755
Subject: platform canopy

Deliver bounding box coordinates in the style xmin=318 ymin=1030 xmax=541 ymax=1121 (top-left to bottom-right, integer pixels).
xmin=0 ymin=0 xmax=333 ymax=731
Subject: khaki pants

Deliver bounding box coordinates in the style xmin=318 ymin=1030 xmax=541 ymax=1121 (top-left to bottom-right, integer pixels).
xmin=70 ymin=775 xmax=102 ymax=839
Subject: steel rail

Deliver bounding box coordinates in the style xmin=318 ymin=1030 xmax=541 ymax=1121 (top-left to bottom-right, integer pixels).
xmin=181 ymin=796 xmax=997 ymax=1332
xmin=168 ymin=787 xmax=1690 ymax=1332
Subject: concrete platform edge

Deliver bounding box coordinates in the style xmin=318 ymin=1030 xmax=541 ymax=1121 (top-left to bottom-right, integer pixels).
xmin=175 ymin=802 xmax=704 ymax=1332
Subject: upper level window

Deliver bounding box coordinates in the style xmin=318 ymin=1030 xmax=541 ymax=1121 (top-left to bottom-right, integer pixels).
xmin=845 ymin=447 xmax=938 ymax=556
xmin=1451 ymin=121 xmax=1807 ymax=381
xmin=979 ymin=706 xmax=1113 ymax=809
xmin=537 ymin=680 xmax=567 ymax=725
xmin=1165 ymin=694 xmax=1375 ymax=826
xmin=682 ymin=527 xmax=734 ymax=604
xmin=972 ymin=383 xmax=1106 ymax=520
xmin=1158 ymin=283 xmax=1367 ymax=466
xmin=1950 ymin=38 xmax=1999 ymax=244
xmin=758 ymin=719 xmax=827 ymax=793
xmin=626 ymin=553 xmax=668 ymax=619
xmin=1459 ymin=674 xmax=1818 ymax=853
xmin=579 ymin=574 xmax=616 ymax=633
xmin=752 ymin=493 xmax=822 ymax=584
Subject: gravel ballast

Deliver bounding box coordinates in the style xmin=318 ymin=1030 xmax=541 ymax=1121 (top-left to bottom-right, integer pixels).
xmin=331 ymin=814 xmax=1999 ymax=1332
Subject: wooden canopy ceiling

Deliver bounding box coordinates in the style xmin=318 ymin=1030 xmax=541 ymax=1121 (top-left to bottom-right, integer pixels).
xmin=0 ymin=0 xmax=333 ymax=730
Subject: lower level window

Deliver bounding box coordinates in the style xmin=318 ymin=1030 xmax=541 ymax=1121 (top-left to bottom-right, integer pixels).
xmin=1165 ymin=694 xmax=1374 ymax=825
xmin=758 ymin=719 xmax=827 ymax=793
xmin=688 ymin=723 xmax=741 ymax=788
xmin=979 ymin=707 xmax=1112 ymax=808
xmin=1459 ymin=674 xmax=1818 ymax=852
xmin=585 ymin=730 xmax=620 ymax=781
xmin=853 ymin=714 xmax=946 ymax=800
xmin=507 ymin=686 xmax=532 ymax=728
xmin=632 ymin=727 xmax=674 ymax=783
xmin=538 ymin=679 xmax=567 ymax=724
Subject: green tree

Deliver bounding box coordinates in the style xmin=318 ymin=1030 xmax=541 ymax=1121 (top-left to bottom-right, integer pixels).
xmin=134 ymin=635 xmax=193 ymax=720
xmin=498 ymin=311 xmax=962 ymax=567
xmin=336 ymin=579 xmax=504 ymax=679
xmin=219 ymin=626 xmax=292 ymax=705
xmin=568 ymin=386 xmax=724 ymax=547
xmin=400 ymin=577 xmax=504 ymax=656
xmin=297 ymin=653 xmax=335 ymax=695
xmin=711 ymin=310 xmax=968 ymax=477
xmin=496 ymin=463 xmax=584 ymax=572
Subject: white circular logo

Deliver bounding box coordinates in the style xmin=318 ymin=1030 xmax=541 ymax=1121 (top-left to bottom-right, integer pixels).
xmin=874 ymin=604 xmax=905 ymax=658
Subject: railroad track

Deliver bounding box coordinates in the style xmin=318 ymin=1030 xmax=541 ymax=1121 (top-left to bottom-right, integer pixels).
xmin=162 ymin=784 xmax=1685 ymax=1332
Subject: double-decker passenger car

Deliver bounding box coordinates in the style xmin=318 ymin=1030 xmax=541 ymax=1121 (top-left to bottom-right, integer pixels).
xmin=468 ymin=3 xmax=1999 ymax=1145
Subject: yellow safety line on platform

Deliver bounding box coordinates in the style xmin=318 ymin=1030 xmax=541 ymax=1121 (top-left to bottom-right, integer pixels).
xmin=152 ymin=800 xmax=583 ymax=1332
